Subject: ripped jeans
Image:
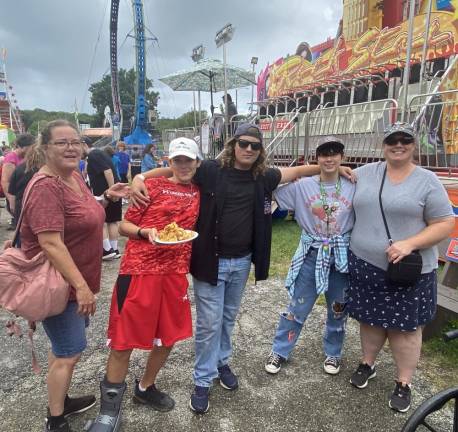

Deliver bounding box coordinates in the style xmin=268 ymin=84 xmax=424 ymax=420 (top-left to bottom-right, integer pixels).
xmin=271 ymin=248 xmax=348 ymax=360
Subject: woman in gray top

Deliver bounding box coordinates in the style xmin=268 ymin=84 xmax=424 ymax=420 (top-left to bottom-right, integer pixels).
xmin=347 ymin=122 xmax=454 ymax=413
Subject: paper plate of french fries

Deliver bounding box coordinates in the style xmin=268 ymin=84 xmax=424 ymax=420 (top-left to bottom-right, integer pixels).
xmin=154 ymin=222 xmax=198 ymax=245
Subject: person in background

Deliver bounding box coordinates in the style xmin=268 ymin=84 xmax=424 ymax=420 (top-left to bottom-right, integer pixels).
xmin=8 ymin=143 xmax=46 ymax=245
xmin=265 ymin=137 xmax=355 ymax=376
xmin=141 ymin=144 xmax=157 ymax=173
xmin=18 ymin=119 xmax=129 ymax=432
xmin=347 ymin=123 xmax=454 ymax=413
xmin=222 ymin=94 xmax=238 ymax=136
xmin=1 ymin=133 xmax=35 ymax=229
xmin=104 ymin=146 xmax=121 ymax=180
xmin=86 ymin=141 xmax=123 ymax=260
xmin=115 ymin=141 xmax=130 ymax=183
xmin=88 ymin=138 xmax=201 ymax=432
xmin=130 ymin=146 xmax=142 ymax=178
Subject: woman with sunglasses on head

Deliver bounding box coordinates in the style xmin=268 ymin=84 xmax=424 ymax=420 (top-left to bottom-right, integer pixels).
xmin=346 ymin=122 xmax=454 ymax=413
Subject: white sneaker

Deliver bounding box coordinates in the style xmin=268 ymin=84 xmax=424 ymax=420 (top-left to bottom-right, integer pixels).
xmin=323 ymin=356 xmax=341 ymax=375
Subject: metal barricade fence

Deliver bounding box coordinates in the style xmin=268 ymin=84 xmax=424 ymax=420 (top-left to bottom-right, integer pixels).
xmin=303 ymin=99 xmax=398 ymax=165
xmin=408 ymin=89 xmax=458 ymax=171
xmin=162 ymin=128 xmax=197 ymax=152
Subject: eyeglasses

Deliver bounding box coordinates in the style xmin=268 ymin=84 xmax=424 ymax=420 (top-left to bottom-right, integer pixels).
xmin=237 ymin=139 xmax=262 ymax=151
xmin=51 ymin=139 xmax=83 ymax=148
xmin=383 ymin=136 xmax=415 ymax=145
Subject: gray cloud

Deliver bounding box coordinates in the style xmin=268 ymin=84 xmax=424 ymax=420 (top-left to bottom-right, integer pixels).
xmin=2 ymin=0 xmax=342 ymax=119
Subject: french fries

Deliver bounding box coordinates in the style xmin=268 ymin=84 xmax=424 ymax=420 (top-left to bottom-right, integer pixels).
xmin=157 ymin=222 xmax=193 ymax=242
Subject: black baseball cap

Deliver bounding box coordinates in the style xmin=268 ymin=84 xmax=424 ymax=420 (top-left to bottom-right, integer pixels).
xmin=234 ymin=123 xmax=263 ymax=144
xmin=316 ymin=136 xmax=345 ymax=156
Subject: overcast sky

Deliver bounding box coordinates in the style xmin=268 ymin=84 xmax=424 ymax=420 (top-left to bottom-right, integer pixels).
xmin=1 ymin=0 xmax=342 ymax=119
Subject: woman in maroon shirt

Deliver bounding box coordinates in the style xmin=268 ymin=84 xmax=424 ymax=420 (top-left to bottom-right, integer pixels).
xmin=19 ymin=120 xmax=129 ymax=432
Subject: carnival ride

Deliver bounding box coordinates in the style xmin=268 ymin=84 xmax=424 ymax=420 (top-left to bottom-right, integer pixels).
xmin=109 ymin=0 xmax=152 ymax=145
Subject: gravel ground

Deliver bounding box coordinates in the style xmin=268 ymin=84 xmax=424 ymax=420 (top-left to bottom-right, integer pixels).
xmin=0 ymin=205 xmax=455 ymax=432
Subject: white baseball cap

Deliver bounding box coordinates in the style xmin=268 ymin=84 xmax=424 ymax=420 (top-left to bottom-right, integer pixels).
xmin=168 ymin=137 xmax=201 ymax=160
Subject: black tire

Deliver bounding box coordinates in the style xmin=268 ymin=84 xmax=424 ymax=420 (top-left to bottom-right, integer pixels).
xmin=401 ymin=387 xmax=458 ymax=432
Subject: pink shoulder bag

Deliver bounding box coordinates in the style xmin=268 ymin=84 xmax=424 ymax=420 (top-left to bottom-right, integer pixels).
xmin=0 ymin=174 xmax=70 ymax=322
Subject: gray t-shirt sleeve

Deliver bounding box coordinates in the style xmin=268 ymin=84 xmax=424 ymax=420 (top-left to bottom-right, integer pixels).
xmin=423 ymin=172 xmax=454 ymax=221
xmin=273 ymin=182 xmax=297 ymax=210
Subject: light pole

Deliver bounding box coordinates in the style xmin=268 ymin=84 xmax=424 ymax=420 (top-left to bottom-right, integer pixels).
xmin=191 ymin=45 xmax=205 ymax=127
xmin=215 ymin=23 xmax=235 ymax=139
xmin=250 ymin=56 xmax=258 ymax=115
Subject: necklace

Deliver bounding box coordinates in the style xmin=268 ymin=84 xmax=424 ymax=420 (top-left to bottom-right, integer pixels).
xmin=319 ymin=177 xmax=341 ymax=252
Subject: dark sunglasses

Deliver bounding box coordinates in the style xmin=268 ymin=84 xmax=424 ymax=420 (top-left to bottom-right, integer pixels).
xmin=384 ymin=136 xmax=415 ymax=145
xmin=237 ymin=139 xmax=262 ymax=151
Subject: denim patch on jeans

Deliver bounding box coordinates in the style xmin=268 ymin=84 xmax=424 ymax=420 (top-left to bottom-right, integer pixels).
xmin=271 ymin=248 xmax=349 ymax=359
xmin=42 ymin=301 xmax=89 ymax=358
xmin=192 ymin=254 xmax=252 ymax=387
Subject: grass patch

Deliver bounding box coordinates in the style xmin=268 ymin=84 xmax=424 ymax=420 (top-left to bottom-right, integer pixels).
xmin=269 ymin=218 xmax=301 ymax=278
xmin=423 ymin=320 xmax=458 ymax=371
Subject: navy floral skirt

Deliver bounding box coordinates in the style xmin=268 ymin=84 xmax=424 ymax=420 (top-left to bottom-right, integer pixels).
xmin=347 ymin=251 xmax=437 ymax=331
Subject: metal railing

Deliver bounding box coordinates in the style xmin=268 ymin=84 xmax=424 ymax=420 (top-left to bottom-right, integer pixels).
xmin=408 ymin=89 xmax=458 ymax=171
xmin=162 ymin=127 xmax=197 ymax=152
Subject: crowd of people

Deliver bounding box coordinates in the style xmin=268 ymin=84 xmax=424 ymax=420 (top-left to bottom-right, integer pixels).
xmin=0 ymin=120 xmax=454 ymax=432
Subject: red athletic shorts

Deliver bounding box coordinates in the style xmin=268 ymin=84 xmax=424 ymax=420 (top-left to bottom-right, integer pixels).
xmin=107 ymin=274 xmax=192 ymax=350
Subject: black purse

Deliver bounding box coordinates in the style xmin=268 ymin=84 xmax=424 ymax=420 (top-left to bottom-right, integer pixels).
xmin=379 ymin=166 xmax=423 ymax=286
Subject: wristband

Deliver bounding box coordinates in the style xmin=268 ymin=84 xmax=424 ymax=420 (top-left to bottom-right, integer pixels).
xmin=137 ymin=174 xmax=145 ymax=182
xmin=137 ymin=228 xmax=147 ymax=240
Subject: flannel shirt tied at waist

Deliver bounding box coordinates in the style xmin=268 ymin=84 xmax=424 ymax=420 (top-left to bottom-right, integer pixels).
xmin=285 ymin=231 xmax=351 ymax=297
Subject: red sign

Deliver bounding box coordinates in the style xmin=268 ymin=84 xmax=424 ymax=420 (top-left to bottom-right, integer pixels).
xmin=446 ymin=238 xmax=458 ymax=263
xmin=259 ymin=121 xmax=272 ymax=131
xmin=275 ymin=119 xmax=295 ymax=131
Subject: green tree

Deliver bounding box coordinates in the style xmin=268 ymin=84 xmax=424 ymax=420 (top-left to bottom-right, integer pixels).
xmin=156 ymin=110 xmax=208 ymax=133
xmin=89 ymin=68 xmax=159 ymax=128
xmin=21 ymin=108 xmax=97 ymax=135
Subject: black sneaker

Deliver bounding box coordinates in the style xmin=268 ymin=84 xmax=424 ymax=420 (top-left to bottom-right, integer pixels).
xmin=323 ymin=356 xmax=341 ymax=375
xmin=47 ymin=394 xmax=96 ymax=418
xmin=132 ymin=380 xmax=175 ymax=412
xmin=102 ymin=248 xmax=116 ymax=261
xmin=113 ymin=249 xmax=122 ymax=259
xmin=265 ymin=352 xmax=286 ymax=374
xmin=350 ymin=363 xmax=376 ymax=388
xmin=45 ymin=417 xmax=71 ymax=432
xmin=389 ymin=381 xmax=412 ymax=413
xmin=217 ymin=364 xmax=238 ymax=390
xmin=189 ymin=385 xmax=209 ymax=414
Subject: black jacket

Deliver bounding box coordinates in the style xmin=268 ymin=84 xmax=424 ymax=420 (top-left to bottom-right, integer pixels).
xmin=190 ymin=160 xmax=281 ymax=285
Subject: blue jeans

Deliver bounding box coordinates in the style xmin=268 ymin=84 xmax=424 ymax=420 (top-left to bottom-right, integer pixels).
xmin=192 ymin=254 xmax=252 ymax=387
xmin=271 ymin=248 xmax=348 ymax=360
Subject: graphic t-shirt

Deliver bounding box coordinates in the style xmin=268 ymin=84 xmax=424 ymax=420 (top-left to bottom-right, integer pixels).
xmin=274 ymin=175 xmax=355 ymax=244
xmin=120 ymin=177 xmax=200 ymax=275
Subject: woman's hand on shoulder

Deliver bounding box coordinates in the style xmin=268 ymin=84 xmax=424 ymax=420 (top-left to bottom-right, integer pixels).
xmin=386 ymin=240 xmax=414 ymax=264
xmin=339 ymin=166 xmax=357 ymax=183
